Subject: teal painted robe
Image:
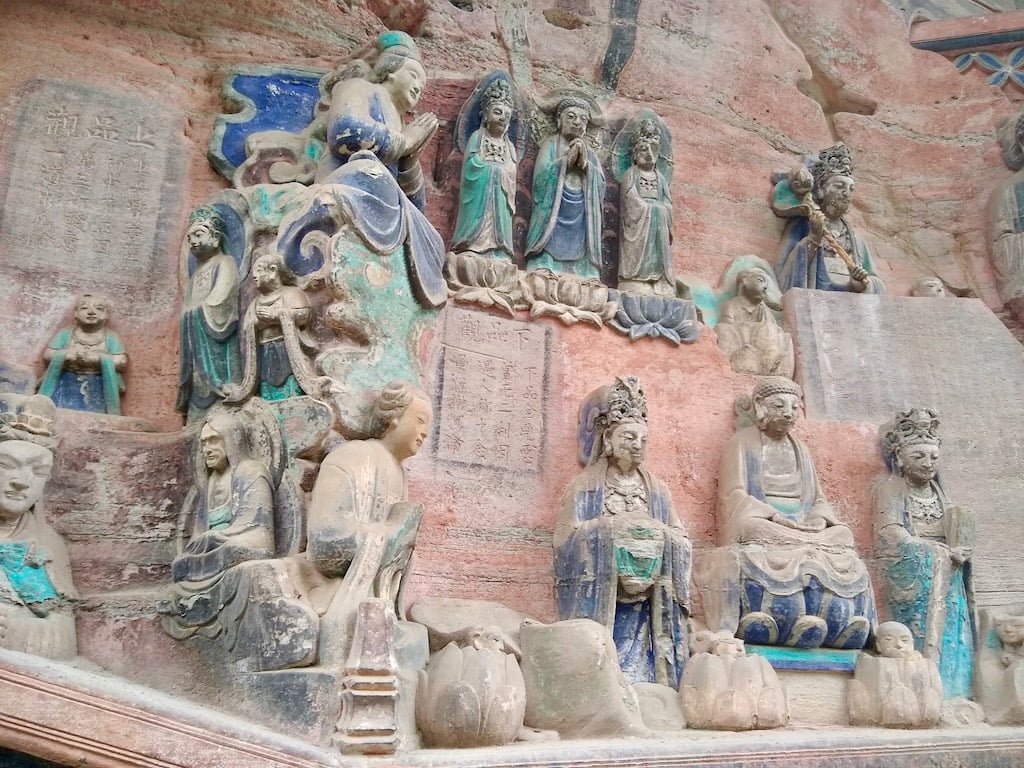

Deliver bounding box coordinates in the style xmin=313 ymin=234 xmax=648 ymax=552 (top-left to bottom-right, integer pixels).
xmin=38 ymin=327 xmax=125 ymax=415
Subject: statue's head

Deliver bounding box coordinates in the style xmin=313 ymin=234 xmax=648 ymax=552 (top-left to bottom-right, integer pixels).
xmin=712 ymin=635 xmax=746 ymax=657
xmin=995 ymin=615 xmax=1024 ymax=645
xmin=598 ymin=376 xmax=648 ymax=471
xmin=370 ymin=381 xmax=432 ymax=463
xmin=812 ymin=143 xmax=854 ymax=219
xmin=200 ymin=409 xmax=250 ymax=474
xmin=883 ymin=407 xmax=940 ymax=485
xmin=911 ymin=276 xmax=946 ymax=298
xmin=875 ymin=621 xmax=915 ymax=658
xmin=74 ymin=293 xmax=109 ymax=331
xmin=480 ymin=79 xmax=513 ymax=139
xmin=186 ymin=206 xmax=225 ymax=258
xmin=751 ymin=377 xmax=801 ymax=439
xmin=252 ymin=252 xmax=287 ymax=293
xmin=736 ymin=268 xmax=770 ymax=304
xmin=0 ymin=394 xmax=57 ymax=523
xmin=629 ymin=119 xmax=661 ymax=172
xmin=372 ymin=31 xmax=426 ymax=113
xmin=555 ymin=97 xmax=590 ymax=141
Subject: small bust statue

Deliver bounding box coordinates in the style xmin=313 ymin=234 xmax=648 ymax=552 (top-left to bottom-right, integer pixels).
xmin=525 ymin=95 xmax=606 ymax=279
xmin=307 ymin=381 xmax=433 ymax=666
xmin=977 ymin=610 xmax=1024 ymax=724
xmin=617 ymin=117 xmax=674 ymax=296
xmin=316 ymin=30 xmax=439 ymax=209
xmin=717 ymin=377 xmax=875 ymax=649
xmin=176 ymin=206 xmax=242 ymax=420
xmin=873 ymin=407 xmax=975 ymax=700
xmin=451 ymin=77 xmax=518 ymax=260
xmin=772 ymin=143 xmax=885 ymax=294
xmin=38 ymin=294 xmax=127 ymax=415
xmin=715 ymin=267 xmax=794 ymax=377
xmin=553 ymin=376 xmax=692 ymax=688
xmin=848 ymin=621 xmax=943 ymax=728
xmin=997 ymin=615 xmax=1024 ymax=668
xmin=0 ymin=393 xmax=77 ymax=659
xmin=911 ymin=276 xmax=947 ymax=298
xmin=226 ymin=252 xmax=331 ymax=403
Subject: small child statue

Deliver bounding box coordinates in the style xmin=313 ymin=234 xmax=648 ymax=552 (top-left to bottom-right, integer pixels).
xmin=848 ymin=621 xmax=943 ymax=728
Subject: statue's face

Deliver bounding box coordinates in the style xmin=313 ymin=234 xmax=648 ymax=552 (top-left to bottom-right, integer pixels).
xmin=713 ymin=637 xmax=745 ymax=657
xmin=632 ymin=139 xmax=658 ymax=171
xmin=897 ymin=441 xmax=939 ymax=485
xmin=996 ymin=616 xmax=1024 ymax=644
xmin=387 ymin=59 xmax=426 ymax=113
xmin=558 ymin=106 xmax=589 ymax=140
xmin=820 ymin=175 xmax=854 ymax=218
xmin=75 ymin=296 xmax=108 ymax=330
xmin=252 ymin=258 xmax=280 ymax=292
xmin=187 ymin=221 xmax=220 ymax=257
xmin=482 ymin=102 xmax=511 ymax=137
xmin=876 ymin=624 xmax=914 ymax=658
xmin=912 ymin=277 xmax=946 ymax=298
xmin=0 ymin=440 xmax=52 ymax=521
xmin=385 ymin=397 xmax=432 ymax=461
xmin=755 ymin=393 xmax=799 ymax=439
xmin=199 ymin=424 xmax=229 ymax=472
xmin=739 ymin=271 xmax=769 ymax=303
xmin=606 ymin=421 xmax=648 ymax=470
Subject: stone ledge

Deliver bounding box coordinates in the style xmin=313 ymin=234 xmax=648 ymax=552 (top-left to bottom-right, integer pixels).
xmin=1 ymin=650 xmax=1024 ymax=767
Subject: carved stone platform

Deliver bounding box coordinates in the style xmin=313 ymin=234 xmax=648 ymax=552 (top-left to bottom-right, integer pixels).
xmin=2 ymin=650 xmax=1024 ymax=768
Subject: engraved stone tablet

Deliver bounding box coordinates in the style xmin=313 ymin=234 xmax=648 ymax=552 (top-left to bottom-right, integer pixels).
xmin=786 ymin=288 xmax=1024 ymax=607
xmin=434 ymin=308 xmax=549 ymax=472
xmin=0 ymin=79 xmax=184 ymax=312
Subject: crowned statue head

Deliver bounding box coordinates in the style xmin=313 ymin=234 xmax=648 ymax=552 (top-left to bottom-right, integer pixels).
xmin=883 ymin=407 xmax=941 ymax=485
xmin=0 ymin=393 xmax=58 ymax=524
xmin=629 ymin=118 xmax=661 ymax=172
xmin=594 ymin=376 xmax=648 ymax=472
xmin=480 ymin=79 xmax=514 ymax=139
xmin=186 ymin=206 xmax=226 ymax=259
xmin=812 ymin=143 xmax=855 ymax=219
xmin=751 ymin=377 xmax=802 ymax=440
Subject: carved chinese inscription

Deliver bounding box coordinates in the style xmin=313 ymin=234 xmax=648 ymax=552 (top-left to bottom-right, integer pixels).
xmin=435 ymin=308 xmax=548 ymax=472
xmin=0 ymin=80 xmax=182 ymax=305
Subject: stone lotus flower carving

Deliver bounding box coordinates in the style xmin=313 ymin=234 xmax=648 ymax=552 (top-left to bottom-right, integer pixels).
xmin=521 ymin=269 xmax=617 ymax=327
xmin=416 ymin=627 xmax=526 ymax=748
xmin=610 ymin=292 xmax=701 ymax=345
xmin=444 ymin=251 xmax=522 ymax=317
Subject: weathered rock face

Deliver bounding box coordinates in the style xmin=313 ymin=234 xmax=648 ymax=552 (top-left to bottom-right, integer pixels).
xmin=1 ymin=0 xmax=1021 ymax=747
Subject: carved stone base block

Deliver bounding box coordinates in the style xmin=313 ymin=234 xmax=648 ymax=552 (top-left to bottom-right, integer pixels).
xmin=776 ymin=669 xmax=849 ymax=725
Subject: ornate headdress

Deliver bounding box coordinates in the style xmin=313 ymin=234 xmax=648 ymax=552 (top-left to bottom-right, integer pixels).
xmin=629 ymin=118 xmax=661 ymax=152
xmin=812 ymin=143 xmax=854 ymax=190
xmin=481 ymin=79 xmax=513 ymax=113
xmin=187 ymin=205 xmax=225 ymax=236
xmin=0 ymin=393 xmax=58 ymax=452
xmin=598 ymin=376 xmax=648 ymax=430
xmin=751 ymin=376 xmax=802 ymax=402
xmin=882 ymin=407 xmax=940 ymax=461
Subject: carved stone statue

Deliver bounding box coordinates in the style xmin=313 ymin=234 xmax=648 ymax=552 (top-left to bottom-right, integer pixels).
xmin=873 ymin=408 xmax=975 ymax=700
xmin=709 ymin=377 xmax=875 ymax=649
xmin=977 ymin=610 xmax=1024 ymax=724
xmin=176 ymin=206 xmax=242 ymax=420
xmin=681 ymin=629 xmax=789 ymax=730
xmin=316 ymin=31 xmax=438 ymax=209
xmin=450 ymin=77 xmax=518 ymax=260
xmin=38 ymin=294 xmax=127 ymax=415
xmin=553 ymin=376 xmax=691 ymax=688
xmin=616 ymin=116 xmax=674 ymax=296
xmin=848 ymin=621 xmax=943 ymax=728
xmin=306 ymin=381 xmax=432 ymax=666
xmin=0 ymin=393 xmax=77 ymax=659
xmin=525 ymin=95 xmax=606 ymax=279
xmin=911 ymin=276 xmax=947 ymax=297
xmin=225 ymin=253 xmax=330 ymax=403
xmin=160 ymin=401 xmax=318 ymax=670
xmin=715 ymin=267 xmax=794 ymax=377
xmin=991 ymin=109 xmax=1024 ymax=323
xmin=772 ymin=143 xmax=884 ymax=294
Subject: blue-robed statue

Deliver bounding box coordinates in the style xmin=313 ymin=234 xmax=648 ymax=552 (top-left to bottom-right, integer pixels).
xmin=525 ymin=96 xmax=606 ymax=279
xmin=873 ymin=408 xmax=976 ymax=700
xmin=553 ymin=376 xmax=691 ymax=688
xmin=771 ymin=143 xmax=884 ymax=295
